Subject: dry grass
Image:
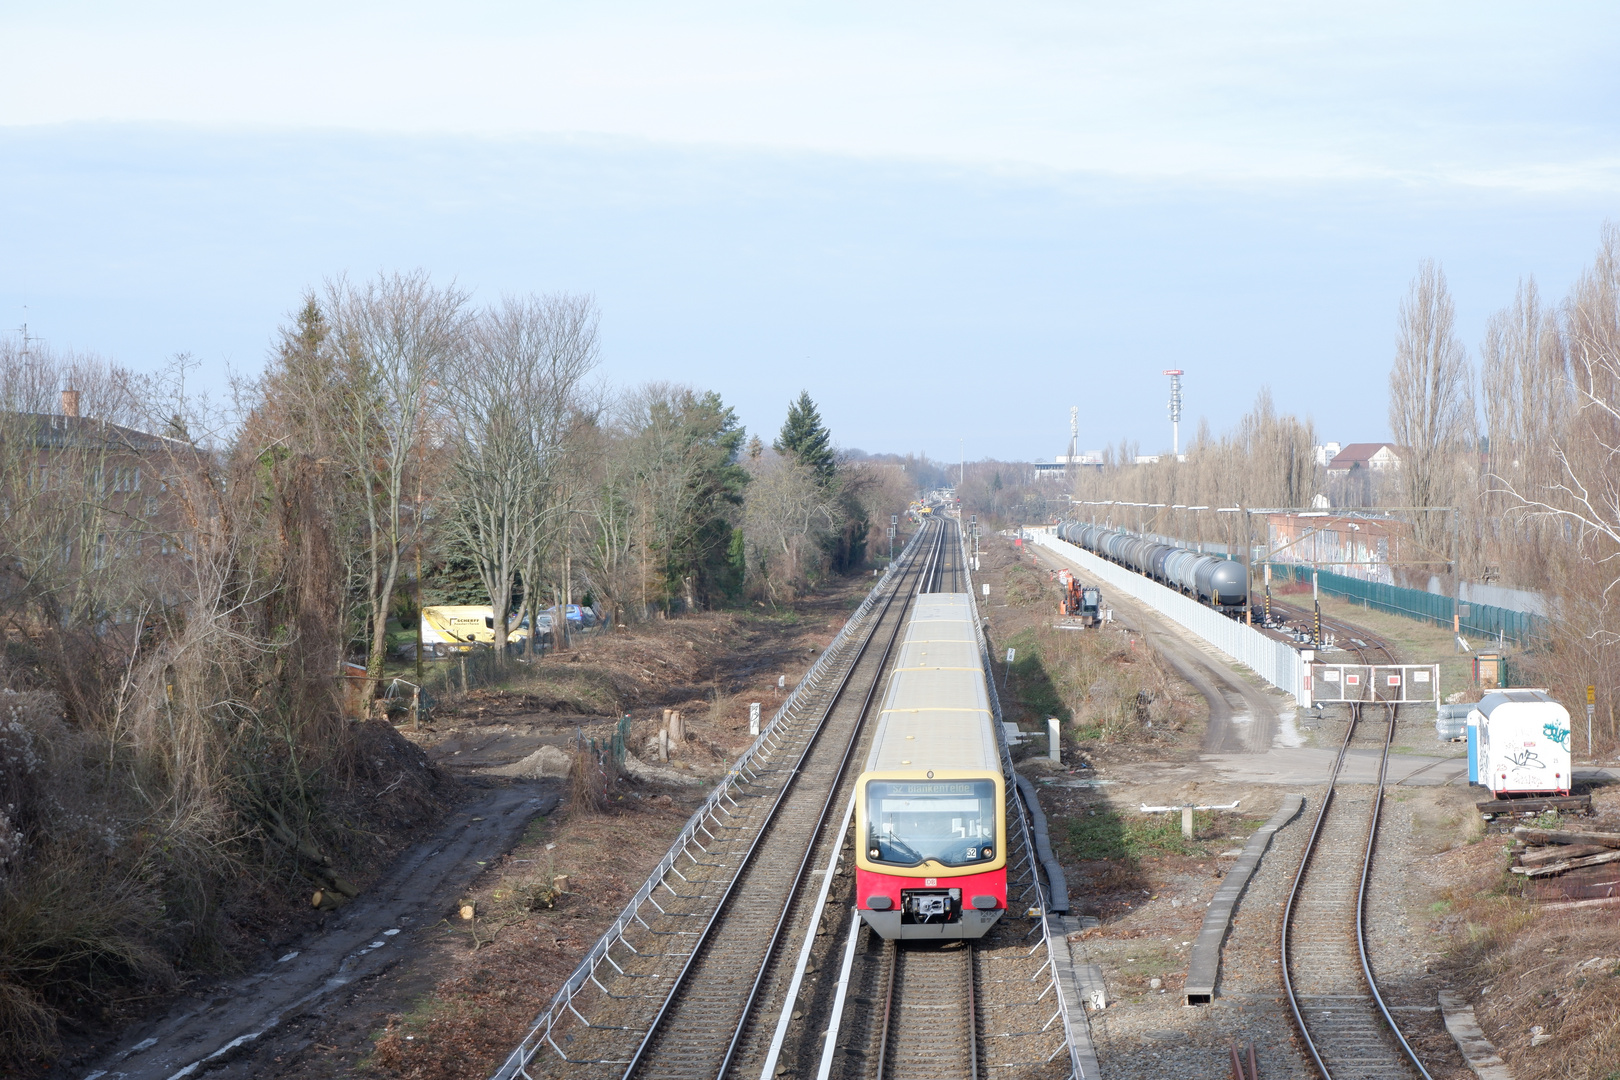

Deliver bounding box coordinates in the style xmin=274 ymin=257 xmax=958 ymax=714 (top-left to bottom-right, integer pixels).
xmin=1002 ymin=562 xmax=1053 ymax=608
xmin=1431 ymin=789 xmax=1620 ymax=1078
xmin=1003 ymin=621 xmax=1184 ymax=745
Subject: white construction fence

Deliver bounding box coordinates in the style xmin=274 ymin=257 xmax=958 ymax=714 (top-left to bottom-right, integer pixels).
xmin=1030 ymin=528 xmax=1306 ymax=703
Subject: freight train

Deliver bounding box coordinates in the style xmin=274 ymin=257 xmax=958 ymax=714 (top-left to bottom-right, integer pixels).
xmin=855 ymin=592 xmax=1007 ymax=940
xmin=1055 ymin=521 xmax=1250 ymax=617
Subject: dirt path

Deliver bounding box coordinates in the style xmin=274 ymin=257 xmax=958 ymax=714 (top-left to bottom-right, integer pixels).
xmin=1027 ymin=541 xmax=1285 ymax=754
xmin=77 ymin=781 xmax=561 ymax=1080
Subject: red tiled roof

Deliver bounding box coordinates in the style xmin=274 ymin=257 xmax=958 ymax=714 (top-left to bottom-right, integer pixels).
xmin=1327 ymin=442 xmax=1400 ymax=469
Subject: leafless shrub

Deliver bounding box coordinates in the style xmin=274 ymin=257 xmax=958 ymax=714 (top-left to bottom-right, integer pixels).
xmin=568 ymin=744 xmax=618 ymax=816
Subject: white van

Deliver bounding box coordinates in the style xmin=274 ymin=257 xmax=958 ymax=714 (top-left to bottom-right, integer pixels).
xmin=1470 ymin=689 xmax=1572 ymax=798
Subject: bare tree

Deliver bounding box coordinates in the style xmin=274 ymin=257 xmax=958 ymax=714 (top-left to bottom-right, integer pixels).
xmin=445 ymin=294 xmax=599 ymax=654
xmin=321 ymin=271 xmax=468 ymax=688
xmin=1498 ymin=226 xmax=1620 ymax=619
xmin=573 ymin=419 xmax=634 ymax=628
xmin=1389 ymin=260 xmax=1475 ymax=552
xmin=741 ymin=451 xmax=837 ymax=602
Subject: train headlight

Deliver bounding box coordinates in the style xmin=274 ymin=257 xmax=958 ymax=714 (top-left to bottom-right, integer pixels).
xmin=982 ymin=848 xmax=992 ymax=859
xmin=869 ymin=847 xmax=881 ymax=859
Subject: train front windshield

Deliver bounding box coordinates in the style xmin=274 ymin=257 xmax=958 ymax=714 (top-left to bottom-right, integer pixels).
xmin=865 ymin=780 xmax=997 ymax=868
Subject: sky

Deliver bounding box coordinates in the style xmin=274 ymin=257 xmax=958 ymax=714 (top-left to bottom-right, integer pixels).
xmin=1 ymin=1 xmax=1617 ymax=461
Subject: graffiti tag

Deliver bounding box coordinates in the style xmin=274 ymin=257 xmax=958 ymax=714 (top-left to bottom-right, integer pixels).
xmin=1506 ymin=748 xmax=1544 ymax=771
xmin=1542 ymin=723 xmax=1570 ymax=749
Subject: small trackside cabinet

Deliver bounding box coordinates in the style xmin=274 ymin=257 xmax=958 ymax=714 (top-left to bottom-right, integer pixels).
xmin=1471 ymin=689 xmax=1572 ymax=798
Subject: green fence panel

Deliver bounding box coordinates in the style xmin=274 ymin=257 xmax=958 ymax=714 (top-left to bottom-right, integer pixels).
xmin=1272 ymin=565 xmax=1542 ymax=644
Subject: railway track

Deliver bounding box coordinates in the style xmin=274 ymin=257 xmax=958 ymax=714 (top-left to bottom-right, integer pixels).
xmin=494 ymin=521 xmax=952 ymax=1080
xmin=821 ymin=886 xmax=1070 ymax=1080
xmin=496 ymin=517 xmax=1082 ymax=1080
xmin=1280 ymin=626 xmax=1433 ymax=1080
xmin=809 ymin=524 xmax=1076 ymax=1080
xmin=871 ymin=941 xmax=976 ymax=1080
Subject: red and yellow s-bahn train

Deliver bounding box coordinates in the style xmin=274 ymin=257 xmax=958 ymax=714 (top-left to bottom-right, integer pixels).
xmin=855 ymin=592 xmax=1007 ymax=940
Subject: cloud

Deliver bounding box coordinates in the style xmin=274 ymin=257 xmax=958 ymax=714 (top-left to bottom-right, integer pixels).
xmin=3 ymin=1 xmax=1616 ymax=192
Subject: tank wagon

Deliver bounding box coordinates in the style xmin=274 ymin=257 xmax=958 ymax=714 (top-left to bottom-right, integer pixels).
xmin=1055 ymin=522 xmax=1249 ymax=617
xmin=855 ymin=593 xmax=1007 ymax=940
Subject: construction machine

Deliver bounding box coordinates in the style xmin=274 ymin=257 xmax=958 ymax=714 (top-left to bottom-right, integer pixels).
xmin=1056 ymin=568 xmax=1102 ymax=628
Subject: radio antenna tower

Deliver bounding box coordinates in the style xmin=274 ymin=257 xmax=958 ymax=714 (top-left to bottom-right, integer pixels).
xmin=1162 ymin=369 xmax=1183 ymax=457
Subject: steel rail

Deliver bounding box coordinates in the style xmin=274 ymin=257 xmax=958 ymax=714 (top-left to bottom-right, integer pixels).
xmin=869 ymin=941 xmax=977 ymax=1080
xmin=965 ymin=943 xmax=977 ymax=1080
xmin=1357 ymin=705 xmax=1435 ymax=1080
xmin=811 ymin=517 xmax=1082 ymax=1080
xmin=707 ymin=521 xmax=949 ymax=1080
xmin=617 ymin=520 xmax=947 ymax=1080
xmin=491 ymin=523 xmax=930 ymax=1080
xmin=1280 ymin=624 xmax=1431 ymax=1080
xmin=1279 ymin=700 xmax=1362 ymax=1079
xmin=874 ymin=942 xmax=898 ymax=1080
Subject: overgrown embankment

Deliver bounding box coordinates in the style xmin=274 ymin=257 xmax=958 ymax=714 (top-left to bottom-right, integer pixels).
xmin=0 ymin=682 xmax=450 ymax=1075
xmin=1429 ymin=790 xmax=1620 ymax=1078
xmin=97 ymin=568 xmax=882 ymax=1080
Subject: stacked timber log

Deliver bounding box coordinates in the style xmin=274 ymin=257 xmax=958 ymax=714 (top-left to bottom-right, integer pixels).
xmin=1510 ymin=826 xmax=1620 ymax=879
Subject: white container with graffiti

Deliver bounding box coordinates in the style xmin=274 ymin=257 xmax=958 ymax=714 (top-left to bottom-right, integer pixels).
xmin=1470 ymin=689 xmax=1572 ymax=798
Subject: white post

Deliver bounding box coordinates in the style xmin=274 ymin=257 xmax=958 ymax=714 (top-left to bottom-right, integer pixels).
xmin=1048 ymin=717 xmax=1061 ymax=763
xmin=750 ymin=702 xmax=761 ymax=736
xmin=1181 ymin=806 xmax=1194 ymax=839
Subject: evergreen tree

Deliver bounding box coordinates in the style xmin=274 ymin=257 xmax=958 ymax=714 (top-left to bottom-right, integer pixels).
xmin=775 ymin=391 xmax=836 ymax=488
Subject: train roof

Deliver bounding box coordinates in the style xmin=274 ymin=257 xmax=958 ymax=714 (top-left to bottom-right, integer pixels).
xmin=865 ymin=593 xmax=1000 ymax=774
